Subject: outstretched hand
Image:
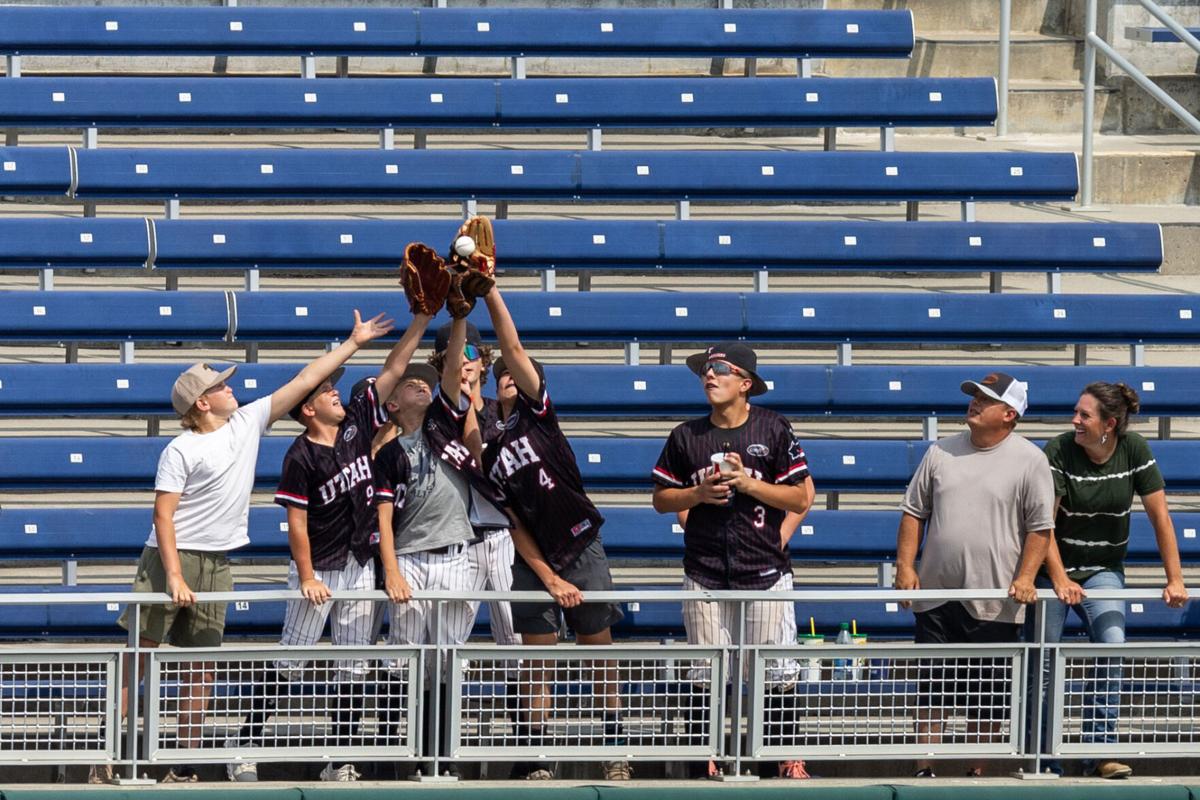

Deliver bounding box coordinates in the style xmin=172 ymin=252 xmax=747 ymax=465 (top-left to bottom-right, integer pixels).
xmin=349 ymin=310 xmax=395 ymax=346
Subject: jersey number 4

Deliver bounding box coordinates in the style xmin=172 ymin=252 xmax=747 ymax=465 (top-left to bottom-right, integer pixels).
xmin=538 ymin=468 xmax=556 ymax=490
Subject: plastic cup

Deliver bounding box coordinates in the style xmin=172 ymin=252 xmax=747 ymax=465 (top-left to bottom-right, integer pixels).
xmin=851 ymin=633 xmax=868 ymax=680
xmin=797 ymin=634 xmax=824 ymax=682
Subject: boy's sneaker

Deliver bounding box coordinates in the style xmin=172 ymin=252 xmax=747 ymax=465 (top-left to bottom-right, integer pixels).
xmin=87 ymin=764 xmax=114 ymax=785
xmin=320 ymin=763 xmax=361 ymax=782
xmin=161 ymin=766 xmax=199 ymax=783
xmin=1096 ymin=761 xmax=1133 ymax=780
xmin=226 ymin=761 xmax=259 ymax=782
xmin=913 ymin=766 xmax=936 ymax=778
xmin=224 ymin=736 xmax=258 ymax=782
xmin=603 ymin=760 xmax=632 ymax=781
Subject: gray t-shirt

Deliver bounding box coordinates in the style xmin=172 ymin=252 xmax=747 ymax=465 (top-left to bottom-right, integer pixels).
xmin=391 ymin=429 xmax=474 ymax=555
xmin=901 ymin=430 xmax=1055 ymax=624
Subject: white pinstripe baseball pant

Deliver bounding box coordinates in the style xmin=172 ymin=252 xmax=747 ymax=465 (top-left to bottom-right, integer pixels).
xmin=385 ymin=543 xmax=476 ymax=680
xmin=465 ymin=530 xmax=519 ymax=646
xmin=682 ymin=572 xmax=800 ymax=686
xmin=275 ymin=555 xmax=376 ymax=683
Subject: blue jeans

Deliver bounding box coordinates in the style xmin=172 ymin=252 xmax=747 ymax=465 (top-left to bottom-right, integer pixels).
xmin=1030 ymin=571 xmax=1126 ymax=747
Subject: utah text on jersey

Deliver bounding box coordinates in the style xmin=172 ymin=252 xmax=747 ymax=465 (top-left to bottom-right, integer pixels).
xmin=489 ymin=435 xmax=543 ymax=484
xmin=312 ymin=454 xmax=372 ymax=506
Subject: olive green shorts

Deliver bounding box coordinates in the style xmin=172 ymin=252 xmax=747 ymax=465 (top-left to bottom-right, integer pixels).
xmin=117 ymin=546 xmax=232 ymax=648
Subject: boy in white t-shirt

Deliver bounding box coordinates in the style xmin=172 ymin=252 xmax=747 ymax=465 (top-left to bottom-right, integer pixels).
xmin=109 ymin=310 xmax=394 ymax=785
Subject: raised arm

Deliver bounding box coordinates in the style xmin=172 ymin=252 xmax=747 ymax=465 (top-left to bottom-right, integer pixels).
xmin=269 ymin=310 xmax=394 ymax=424
xmin=439 ymin=317 xmax=468 ymax=407
xmin=373 ymin=312 xmax=434 ymax=405
xmin=482 ymin=286 xmax=541 ymax=398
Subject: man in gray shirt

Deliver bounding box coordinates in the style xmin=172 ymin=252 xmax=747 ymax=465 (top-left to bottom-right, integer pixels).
xmin=895 ymin=371 xmax=1054 ymax=777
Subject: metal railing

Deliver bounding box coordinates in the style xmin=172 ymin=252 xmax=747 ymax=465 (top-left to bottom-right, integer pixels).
xmin=1080 ymin=0 xmax=1200 ymax=206
xmin=0 ymin=587 xmax=1194 ymax=783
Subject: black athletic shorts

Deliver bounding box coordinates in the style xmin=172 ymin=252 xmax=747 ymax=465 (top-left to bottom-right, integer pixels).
xmin=913 ymin=601 xmax=1022 ymax=722
xmin=511 ymin=535 xmax=624 ymax=637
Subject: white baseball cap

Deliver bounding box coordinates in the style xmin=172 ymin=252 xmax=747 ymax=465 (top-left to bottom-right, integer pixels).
xmin=960 ymin=371 xmax=1028 ymax=418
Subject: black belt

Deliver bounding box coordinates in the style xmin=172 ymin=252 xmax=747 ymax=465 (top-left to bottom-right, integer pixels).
xmin=424 ymin=542 xmax=464 ymax=555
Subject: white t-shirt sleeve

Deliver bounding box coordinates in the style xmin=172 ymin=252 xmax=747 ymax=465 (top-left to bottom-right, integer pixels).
xmin=154 ymin=442 xmax=188 ymax=494
xmin=245 ymin=395 xmax=274 ymax=434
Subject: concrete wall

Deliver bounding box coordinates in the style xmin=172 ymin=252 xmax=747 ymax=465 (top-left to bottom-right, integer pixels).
xmin=1090 ymin=0 xmax=1200 ymax=78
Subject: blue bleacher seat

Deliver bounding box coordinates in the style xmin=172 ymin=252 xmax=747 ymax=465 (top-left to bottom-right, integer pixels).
xmin=0 ymin=218 xmax=150 ymax=269
xmin=1124 ymin=26 xmax=1200 ymax=43
xmin=4 ymin=291 xmax=1198 ymax=348
xmin=0 ymin=290 xmax=229 ymax=341
xmin=0 ymin=77 xmax=993 ymax=132
xmin=7 ymin=504 xmax=1198 ymax=567
xmin=5 ymin=436 xmax=1200 ymax=493
xmin=0 ymin=218 xmax=1159 ymax=274
xmin=742 ymin=292 xmax=1200 ymax=344
xmin=0 ymin=146 xmax=72 ymax=195
xmin=0 ymin=7 xmax=914 ymax=59
xmin=3 ymin=290 xmax=1197 ymax=349
xmin=56 ymin=148 xmax=1075 ymax=202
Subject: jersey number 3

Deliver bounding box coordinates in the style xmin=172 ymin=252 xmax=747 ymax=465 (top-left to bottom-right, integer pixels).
xmin=752 ymin=505 xmax=766 ymax=528
xmin=538 ymin=468 xmax=556 ymax=490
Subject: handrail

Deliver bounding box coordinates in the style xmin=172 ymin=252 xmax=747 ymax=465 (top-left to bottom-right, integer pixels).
xmin=1081 ymin=0 xmax=1200 ymax=206
xmin=0 ymin=587 xmax=1185 ymax=605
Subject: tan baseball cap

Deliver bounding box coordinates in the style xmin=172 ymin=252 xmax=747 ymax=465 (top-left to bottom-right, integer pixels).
xmin=171 ymin=362 xmax=237 ymax=416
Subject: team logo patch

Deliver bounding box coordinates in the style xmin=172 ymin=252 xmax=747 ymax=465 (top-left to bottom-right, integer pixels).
xmin=369 ymin=531 xmax=380 ymax=545
xmin=500 ymin=412 xmax=519 ymax=430
xmin=343 ymin=424 xmax=358 ymax=442
xmin=570 ymin=519 xmax=593 ymax=538
xmin=747 ymin=443 xmax=770 ymax=457
xmin=788 ymin=437 xmax=806 ymax=461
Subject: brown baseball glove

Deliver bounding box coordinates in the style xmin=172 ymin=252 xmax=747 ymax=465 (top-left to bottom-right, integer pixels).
xmin=445 ymin=270 xmax=496 ymax=319
xmin=400 ymin=242 xmax=451 ymax=316
xmin=447 ymin=215 xmax=496 ymax=278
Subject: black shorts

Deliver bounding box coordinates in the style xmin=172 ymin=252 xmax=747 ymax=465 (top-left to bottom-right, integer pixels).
xmin=914 ymin=601 xmax=1021 ymax=721
xmin=511 ymin=536 xmax=624 ymax=637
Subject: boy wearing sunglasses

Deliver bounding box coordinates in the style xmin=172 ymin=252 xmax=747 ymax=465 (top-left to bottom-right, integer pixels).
xmin=651 ymin=342 xmax=815 ymax=779
xmin=427 ymin=321 xmax=518 ymax=649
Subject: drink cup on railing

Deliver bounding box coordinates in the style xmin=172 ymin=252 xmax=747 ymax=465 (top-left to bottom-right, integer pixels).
xmin=851 ymin=633 xmax=868 ymax=681
xmin=797 ymin=633 xmax=824 ymax=682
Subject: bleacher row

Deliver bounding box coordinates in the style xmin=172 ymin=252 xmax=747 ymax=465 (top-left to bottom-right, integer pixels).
xmin=3 ymin=146 xmax=1074 ymax=202
xmin=4 ymin=291 xmax=1196 ymax=347
xmin=1 ymin=5 xmax=1191 ymax=649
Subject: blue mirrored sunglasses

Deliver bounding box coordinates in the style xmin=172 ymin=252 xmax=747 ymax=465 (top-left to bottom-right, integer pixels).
xmin=463 ymin=343 xmax=481 ymax=361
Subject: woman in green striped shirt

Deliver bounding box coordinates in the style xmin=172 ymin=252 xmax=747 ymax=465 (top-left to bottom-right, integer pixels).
xmin=1036 ymin=381 xmax=1187 ymax=779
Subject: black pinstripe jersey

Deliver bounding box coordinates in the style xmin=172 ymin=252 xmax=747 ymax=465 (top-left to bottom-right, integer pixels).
xmin=653 ymin=405 xmax=809 ymax=589
xmin=274 ymin=382 xmax=387 ymax=571
xmin=374 ymin=390 xmax=506 ymax=530
xmin=483 ymin=378 xmax=604 ymax=573
xmin=478 ymin=396 xmax=503 ymax=450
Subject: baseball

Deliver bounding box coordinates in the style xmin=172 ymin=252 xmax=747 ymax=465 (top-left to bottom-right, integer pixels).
xmin=453 ymin=235 xmax=476 ymax=258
